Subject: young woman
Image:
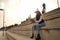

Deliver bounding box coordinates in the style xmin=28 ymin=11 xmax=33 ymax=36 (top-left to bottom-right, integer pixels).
xmin=30 ymin=10 xmax=46 ymax=39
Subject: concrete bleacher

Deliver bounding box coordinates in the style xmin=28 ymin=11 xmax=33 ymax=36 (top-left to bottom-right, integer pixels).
xmin=8 ymin=8 xmax=60 ymax=40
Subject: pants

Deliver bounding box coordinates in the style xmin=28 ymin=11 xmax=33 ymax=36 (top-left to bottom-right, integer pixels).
xmin=32 ymin=22 xmax=46 ymax=35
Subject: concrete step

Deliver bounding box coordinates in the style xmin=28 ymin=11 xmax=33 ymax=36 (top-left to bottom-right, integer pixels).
xmin=7 ymin=31 xmax=33 ymax=40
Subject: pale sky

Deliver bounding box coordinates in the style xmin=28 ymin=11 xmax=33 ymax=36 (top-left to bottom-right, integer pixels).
xmin=0 ymin=0 xmax=60 ymax=28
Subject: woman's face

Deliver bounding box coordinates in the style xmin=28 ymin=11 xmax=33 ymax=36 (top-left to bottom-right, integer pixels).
xmin=36 ymin=12 xmax=41 ymax=15
xmin=36 ymin=13 xmax=39 ymax=15
xmin=35 ymin=11 xmax=41 ymax=15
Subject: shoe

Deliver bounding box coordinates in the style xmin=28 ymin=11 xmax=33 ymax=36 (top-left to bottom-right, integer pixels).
xmin=36 ymin=34 xmax=41 ymax=39
xmin=30 ymin=34 xmax=34 ymax=39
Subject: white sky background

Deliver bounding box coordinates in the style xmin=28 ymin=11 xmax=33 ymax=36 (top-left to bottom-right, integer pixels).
xmin=0 ymin=0 xmax=60 ymax=27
